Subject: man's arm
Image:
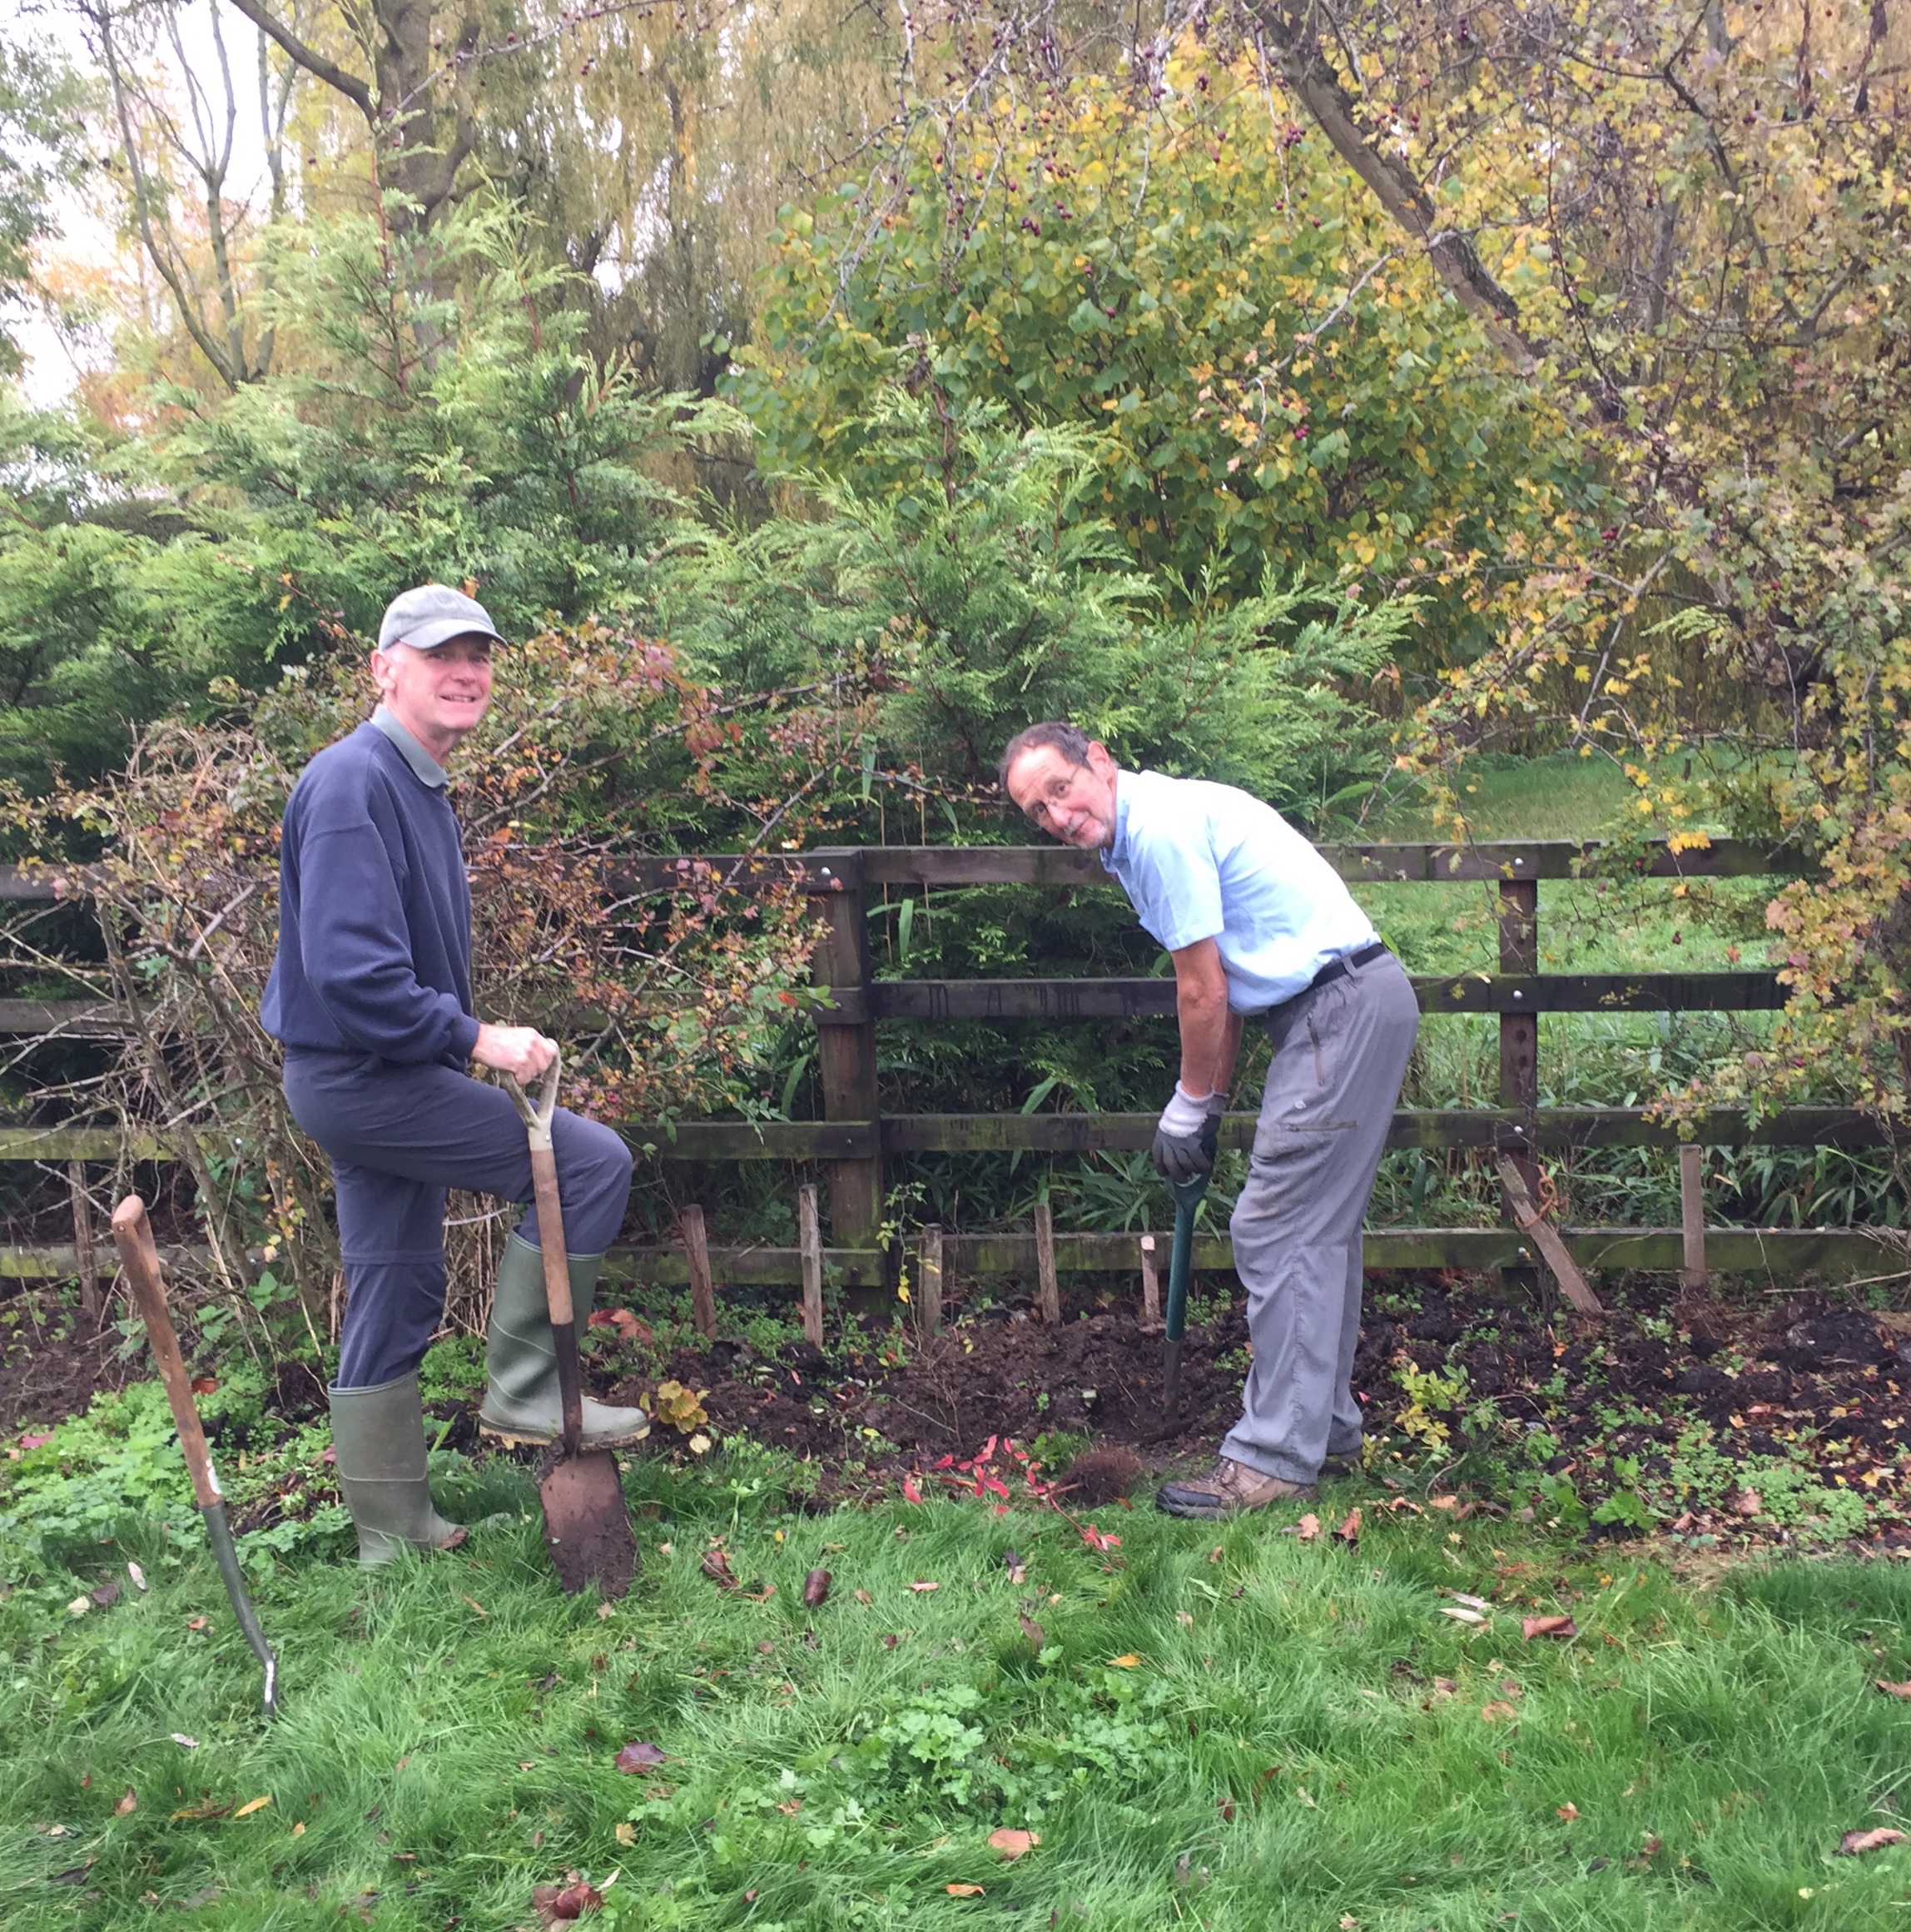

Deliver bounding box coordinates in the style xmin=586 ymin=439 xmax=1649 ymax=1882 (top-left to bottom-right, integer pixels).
xmin=1172 ymin=937 xmax=1242 ymax=1099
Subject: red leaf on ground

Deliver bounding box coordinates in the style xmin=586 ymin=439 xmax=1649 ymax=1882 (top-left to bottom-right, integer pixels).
xmin=186 ymin=1617 xmax=209 ymax=1632
xmin=1733 ymin=1489 xmax=1761 ymax=1517
xmin=613 ymin=1741 xmax=668 ymax=1774
xmin=191 ymin=1377 xmax=216 ymax=1395
xmin=1296 ymin=1513 xmax=1320 ymax=1543
xmin=1876 ymin=1679 xmax=1911 ymax=1699
xmin=989 ymin=1828 xmax=1039 ymax=1860
xmin=1837 ymin=1828 xmax=1907 ymax=1856
xmin=1670 ymin=1511 xmax=1695 ymax=1532
xmin=1080 ymin=1525 xmax=1121 ymax=1552
xmin=901 ymin=1476 xmax=924 ymax=1504
xmin=586 ymin=1310 xmax=619 ymax=1330
xmin=803 ymin=1568 xmax=831 ymax=1607
xmin=1481 ymin=1701 xmax=1518 ymax=1723
xmin=701 ymin=1549 xmax=738 ymax=1588
xmin=18 ymin=1432 xmax=52 ymax=1449
xmin=1522 ymin=1616 xmax=1578 ymax=1641
xmin=533 ymin=1874 xmax=605 ymax=1923
xmin=1556 ymin=1803 xmax=1579 ymax=1821
xmin=906 ymin=1579 xmax=940 ymax=1592
xmin=1333 ymin=1508 xmax=1361 ymax=1546
xmin=945 ymin=1883 xmax=985 ymax=1896
xmin=113 ymin=1788 xmax=136 ymax=1815
xmin=90 ymin=1582 xmax=120 ymax=1609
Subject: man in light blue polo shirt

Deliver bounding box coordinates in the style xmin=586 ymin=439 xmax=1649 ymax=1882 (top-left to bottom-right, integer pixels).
xmin=1000 ymin=723 xmax=1419 ymax=1516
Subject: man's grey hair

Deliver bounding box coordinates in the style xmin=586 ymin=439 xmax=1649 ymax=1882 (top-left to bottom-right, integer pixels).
xmin=997 ymin=720 xmax=1094 ymax=792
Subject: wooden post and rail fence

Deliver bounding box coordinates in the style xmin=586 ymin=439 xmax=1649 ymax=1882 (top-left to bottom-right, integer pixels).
xmin=0 ymin=840 xmax=1901 ymax=1322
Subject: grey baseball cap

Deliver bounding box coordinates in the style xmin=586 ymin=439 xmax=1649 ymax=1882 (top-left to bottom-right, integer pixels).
xmin=376 ymin=584 xmax=508 ymax=653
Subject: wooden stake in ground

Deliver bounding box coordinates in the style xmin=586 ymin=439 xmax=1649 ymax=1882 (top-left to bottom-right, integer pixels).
xmin=68 ymin=1160 xmax=100 ymax=1330
xmin=1033 ymin=1201 xmax=1060 ymax=1324
xmin=1139 ymin=1234 xmax=1161 ymax=1329
xmin=1679 ymin=1145 xmax=1710 ymax=1294
xmin=1494 ymin=1155 xmax=1603 ymax=1317
xmin=681 ymin=1204 xmax=717 ymax=1339
xmin=798 ymin=1184 xmax=824 ymax=1346
xmin=918 ymin=1224 xmax=943 ymax=1339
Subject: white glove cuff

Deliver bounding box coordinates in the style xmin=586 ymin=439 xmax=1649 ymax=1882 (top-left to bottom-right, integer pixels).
xmin=1159 ymin=1082 xmax=1214 ymax=1138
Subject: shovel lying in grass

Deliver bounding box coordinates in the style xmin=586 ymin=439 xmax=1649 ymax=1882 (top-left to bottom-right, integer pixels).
xmin=1160 ymin=1170 xmax=1211 ymax=1425
xmin=504 ymin=1055 xmax=639 ymax=1600
xmin=110 ymin=1195 xmax=279 ymax=1717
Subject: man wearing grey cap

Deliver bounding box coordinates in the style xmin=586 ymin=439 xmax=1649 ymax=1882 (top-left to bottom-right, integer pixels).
xmin=262 ymin=584 xmax=647 ymax=1567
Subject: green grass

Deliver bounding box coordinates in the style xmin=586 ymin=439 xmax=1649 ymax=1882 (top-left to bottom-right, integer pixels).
xmin=7 ymin=1446 xmax=1911 ymax=1930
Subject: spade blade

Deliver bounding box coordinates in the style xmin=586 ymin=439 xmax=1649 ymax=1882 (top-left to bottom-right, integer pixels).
xmin=536 ymin=1446 xmax=639 ymax=1599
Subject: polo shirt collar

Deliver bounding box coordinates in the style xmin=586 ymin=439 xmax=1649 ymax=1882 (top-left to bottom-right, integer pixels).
xmin=371 ymin=705 xmax=449 ymax=790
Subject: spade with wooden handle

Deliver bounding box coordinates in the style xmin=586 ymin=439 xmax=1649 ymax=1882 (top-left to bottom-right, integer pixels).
xmin=504 ymin=1054 xmax=639 ymax=1599
xmin=110 ymin=1195 xmax=279 ymax=1716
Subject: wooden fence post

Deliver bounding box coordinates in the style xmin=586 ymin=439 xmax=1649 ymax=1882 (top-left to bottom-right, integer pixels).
xmin=1679 ymin=1145 xmax=1710 ymax=1294
xmin=680 ymin=1204 xmax=717 ymax=1338
xmin=810 ymin=849 xmax=882 ymax=1248
xmin=1139 ymin=1233 xmax=1161 ymax=1329
xmin=918 ymin=1224 xmax=943 ymax=1339
xmin=798 ymin=1183 xmax=825 ymax=1346
xmin=1497 ymin=862 xmax=1541 ymax=1294
xmin=67 ymin=1160 xmax=100 ymax=1330
xmin=1034 ymin=1202 xmax=1060 ymax=1324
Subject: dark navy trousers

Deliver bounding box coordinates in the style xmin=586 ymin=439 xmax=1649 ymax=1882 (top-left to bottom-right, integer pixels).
xmin=285 ymin=1050 xmax=634 ymax=1389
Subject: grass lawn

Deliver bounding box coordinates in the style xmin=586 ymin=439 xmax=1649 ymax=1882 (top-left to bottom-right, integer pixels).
xmin=7 ymin=1446 xmax=1911 ymax=1932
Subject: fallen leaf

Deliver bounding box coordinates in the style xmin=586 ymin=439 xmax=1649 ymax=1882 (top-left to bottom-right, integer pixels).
xmin=1429 ymin=1495 xmax=1459 ymax=1512
xmin=1018 ymin=1612 xmax=1045 ymax=1649
xmin=1733 ymin=1489 xmax=1761 ymax=1517
xmin=126 ymin=1562 xmax=146 ymax=1592
xmin=233 ymin=1795 xmax=273 ymax=1818
xmin=1003 ymin=1548 xmax=1026 ymax=1585
xmin=1218 ymin=1793 xmax=1236 ymax=1821
xmin=91 ymin=1581 xmax=120 ymax=1609
xmin=1296 ymin=1512 xmax=1320 ymax=1543
xmin=1441 ymin=1607 xmax=1488 ymax=1626
xmin=803 ymin=1567 xmax=831 ymax=1608
xmin=989 ymin=1828 xmax=1039 ymax=1860
xmin=19 ymin=1430 xmax=52 ymax=1449
xmin=1670 ymin=1511 xmax=1696 ymax=1532
xmin=701 ymin=1549 xmax=738 ymax=1588
xmin=1080 ymin=1524 xmax=1121 ymax=1552
xmin=186 ymin=1616 xmax=209 ymax=1632
xmin=533 ymin=1873 xmax=606 ymax=1924
xmin=65 ymin=1596 xmax=91 ymax=1617
xmin=1556 ymin=1803 xmax=1579 ymax=1821
xmin=1522 ymin=1616 xmax=1578 ymax=1641
xmin=1432 ymin=1676 xmax=1457 ymax=1695
xmin=1176 ymin=1609 xmax=1194 ymax=1627
xmin=1108 ymin=1654 xmax=1143 ymax=1667
xmin=1875 ymin=1680 xmax=1911 ymax=1699
xmin=945 ymin=1883 xmax=985 ymax=1896
xmin=170 ymin=1734 xmax=199 ymax=1751
xmin=1838 ymin=1828 xmax=1908 ymax=1856
xmin=168 ymin=1800 xmax=231 ymax=1820
xmin=113 ymin=1789 xmax=136 ymax=1815
xmin=1208 ymin=1546 xmax=1224 ymax=1563
xmin=1334 ymin=1508 xmax=1362 ymax=1546
xmin=462 ymin=1595 xmax=488 ymax=1618
xmin=853 ymin=1588 xmax=873 ymax=1605
xmin=614 ymin=1741 xmax=668 ymax=1774
xmin=1481 ymin=1701 xmax=1518 ymax=1723
xmin=901 ymin=1476 xmax=924 ymax=1504
xmin=1447 ymin=1592 xmax=1492 ymax=1611
xmin=906 ymin=1579 xmax=941 ymax=1592
xmin=614 ymin=1822 xmax=636 ymax=1846
xmin=191 ymin=1377 xmax=216 ymax=1395
xmin=291 ymin=1821 xmax=305 ymax=1837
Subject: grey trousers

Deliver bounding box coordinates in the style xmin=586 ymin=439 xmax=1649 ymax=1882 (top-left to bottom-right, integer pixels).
xmin=1222 ymin=949 xmax=1419 ymax=1486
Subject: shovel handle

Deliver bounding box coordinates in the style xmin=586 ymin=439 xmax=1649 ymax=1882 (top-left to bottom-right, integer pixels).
xmin=111 ymin=1196 xmax=221 ymax=1509
xmin=508 ymin=1055 xmax=584 ymax=1457
xmin=1163 ymin=1174 xmax=1208 ymax=1348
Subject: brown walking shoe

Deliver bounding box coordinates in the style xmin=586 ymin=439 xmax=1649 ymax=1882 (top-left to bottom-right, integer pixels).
xmin=1155 ymin=1457 xmax=1317 ymax=1519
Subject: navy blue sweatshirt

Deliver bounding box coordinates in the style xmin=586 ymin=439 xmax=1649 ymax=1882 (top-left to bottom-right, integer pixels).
xmin=261 ymin=718 xmax=482 ymax=1066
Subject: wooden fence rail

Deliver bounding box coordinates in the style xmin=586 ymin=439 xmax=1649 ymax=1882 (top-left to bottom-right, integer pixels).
xmin=0 ymin=837 xmax=1889 ymax=1303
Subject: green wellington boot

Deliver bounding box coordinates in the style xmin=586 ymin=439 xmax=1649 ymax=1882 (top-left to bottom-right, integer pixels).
xmin=328 ymin=1374 xmax=468 ymax=1567
xmin=478 ymin=1234 xmax=652 ymax=1450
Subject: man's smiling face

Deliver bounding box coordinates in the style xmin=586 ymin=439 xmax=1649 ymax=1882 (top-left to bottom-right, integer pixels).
xmin=371 ymin=633 xmax=494 ymax=757
xmin=1005 ymin=741 xmax=1121 ymax=848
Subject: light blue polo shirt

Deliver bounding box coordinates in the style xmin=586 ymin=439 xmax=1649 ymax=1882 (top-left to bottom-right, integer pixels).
xmin=1100 ymin=768 xmax=1377 ymax=1011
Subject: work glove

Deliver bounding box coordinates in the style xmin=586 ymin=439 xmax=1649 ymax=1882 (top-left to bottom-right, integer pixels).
xmin=1150 ymin=1083 xmax=1224 ymax=1185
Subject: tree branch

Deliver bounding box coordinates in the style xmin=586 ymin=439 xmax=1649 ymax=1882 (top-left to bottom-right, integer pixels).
xmin=220 ymin=0 xmax=373 ymax=116
xmin=1248 ymin=0 xmax=1541 ymax=375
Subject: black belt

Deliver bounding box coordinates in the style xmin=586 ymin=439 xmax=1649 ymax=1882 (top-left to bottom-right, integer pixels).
xmin=1269 ymin=941 xmax=1389 ymax=1014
